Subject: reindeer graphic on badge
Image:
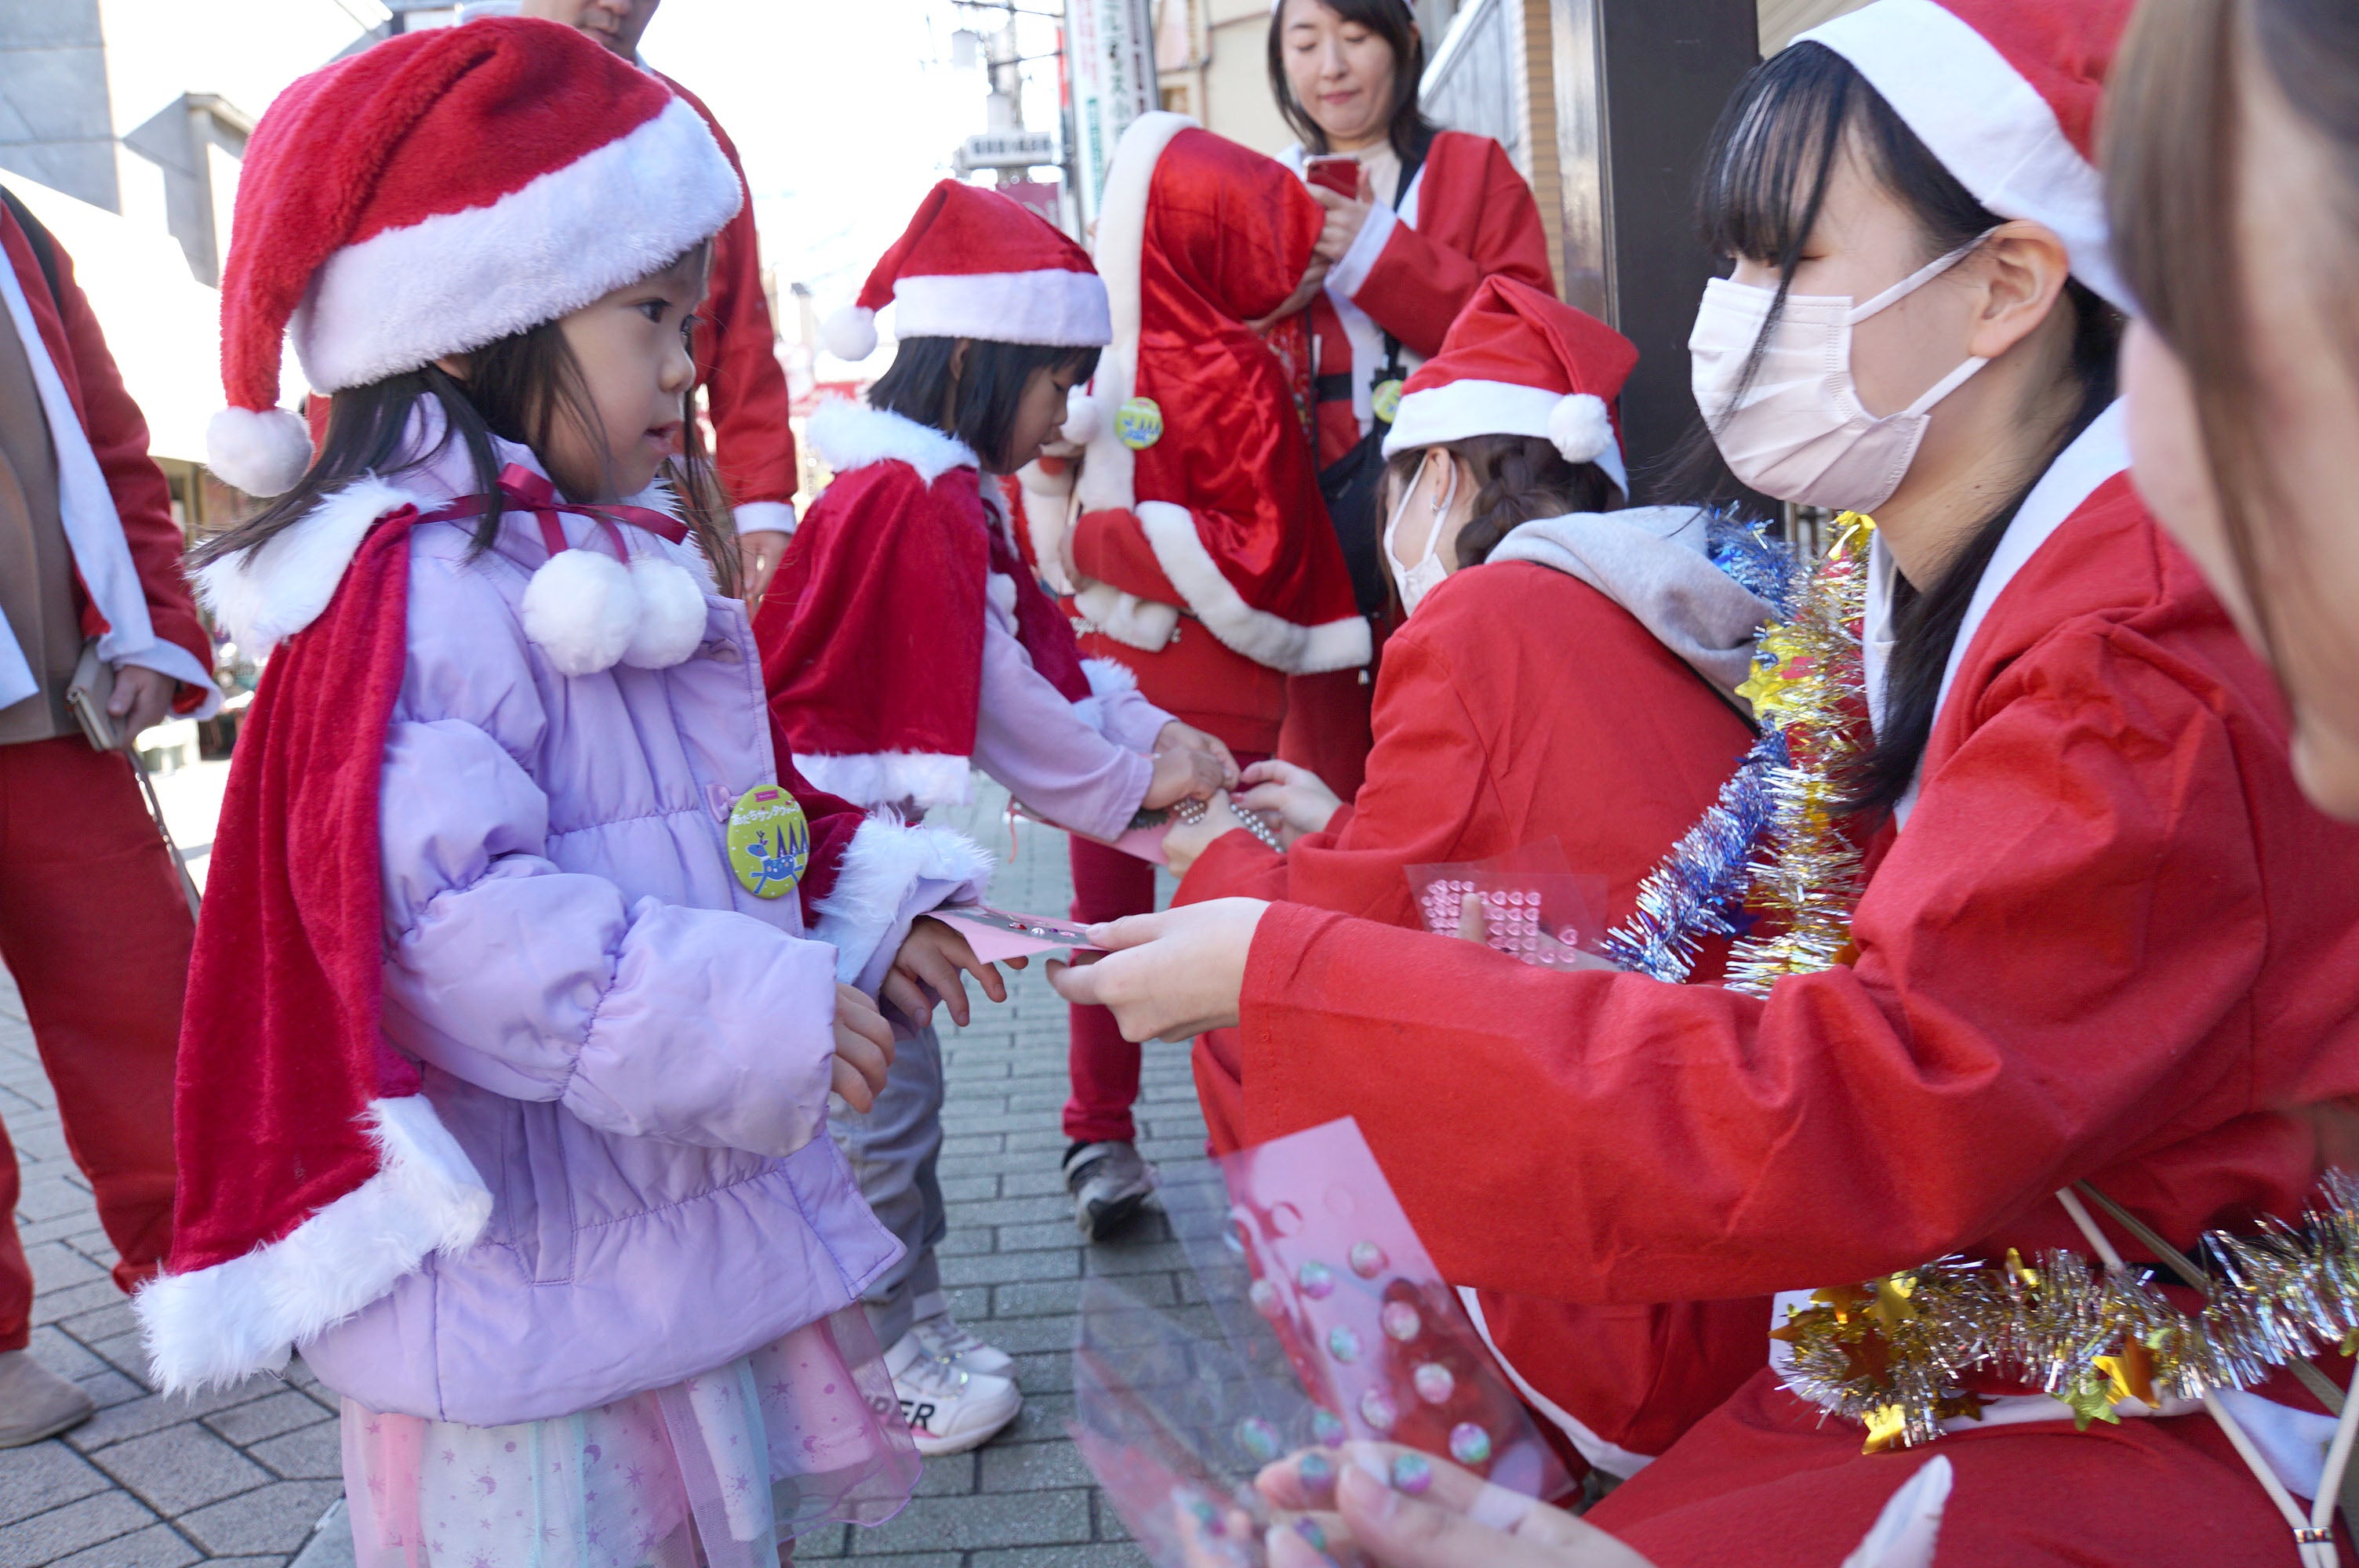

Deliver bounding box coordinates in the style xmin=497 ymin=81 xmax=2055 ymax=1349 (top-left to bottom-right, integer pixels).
xmin=726 ymin=786 xmax=811 ymax=899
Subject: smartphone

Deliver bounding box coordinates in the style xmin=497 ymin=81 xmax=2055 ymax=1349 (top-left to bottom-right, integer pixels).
xmin=1304 ymin=154 xmax=1361 ymax=198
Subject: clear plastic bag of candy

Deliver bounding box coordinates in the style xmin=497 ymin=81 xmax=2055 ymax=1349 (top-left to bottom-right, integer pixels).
xmin=1069 ymin=1119 xmax=1572 ymax=1568
xmin=1405 ymin=838 xmax=1609 ymax=967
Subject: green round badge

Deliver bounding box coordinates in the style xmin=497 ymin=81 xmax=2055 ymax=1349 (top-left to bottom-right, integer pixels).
xmin=1372 ymin=377 xmax=1405 ymax=425
xmin=1117 ymin=396 xmax=1164 ymax=451
xmin=728 ymin=786 xmax=809 ymax=899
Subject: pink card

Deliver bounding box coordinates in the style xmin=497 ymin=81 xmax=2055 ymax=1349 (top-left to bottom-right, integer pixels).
xmin=931 ymin=904 xmax=1106 ymax=963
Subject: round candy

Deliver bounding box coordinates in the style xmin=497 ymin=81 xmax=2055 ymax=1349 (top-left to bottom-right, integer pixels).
xmin=1390 ymin=1451 xmax=1434 ymax=1495
xmin=1249 ymin=1278 xmax=1284 ymax=1319
xmin=1448 ymin=1422 xmax=1493 ymax=1467
xmin=1117 ymin=395 xmax=1165 ymax=450
xmin=1349 ymin=1240 xmax=1388 ymax=1277
xmin=1381 ymin=1301 xmax=1422 ymax=1341
xmin=1326 ymin=1324 xmax=1362 ymax=1363
xmin=1359 ymin=1388 xmax=1398 ymax=1432
xmin=1311 ymin=1409 xmax=1347 ymax=1448
xmin=1412 ymin=1363 xmax=1456 ymax=1405
xmin=1236 ymin=1417 xmax=1281 ymax=1464
xmin=1297 ymin=1259 xmax=1336 ymax=1298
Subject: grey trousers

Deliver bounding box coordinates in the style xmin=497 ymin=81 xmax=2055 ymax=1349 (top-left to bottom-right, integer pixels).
xmin=830 ymin=1020 xmax=946 ymax=1350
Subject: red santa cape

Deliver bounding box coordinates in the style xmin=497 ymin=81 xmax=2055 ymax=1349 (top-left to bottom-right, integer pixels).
xmin=1052 ymin=115 xmax=1370 ymax=677
xmin=758 ymin=401 xmax=1133 ymax=811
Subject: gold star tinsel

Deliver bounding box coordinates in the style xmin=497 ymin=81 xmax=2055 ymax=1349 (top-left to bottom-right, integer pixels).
xmin=1775 ymin=1171 xmax=2359 ymax=1453
xmin=1723 ymin=512 xmax=1876 ymax=998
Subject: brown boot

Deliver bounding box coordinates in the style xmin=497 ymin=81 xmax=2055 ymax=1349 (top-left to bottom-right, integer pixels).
xmin=0 ymin=1348 xmax=96 ymax=1446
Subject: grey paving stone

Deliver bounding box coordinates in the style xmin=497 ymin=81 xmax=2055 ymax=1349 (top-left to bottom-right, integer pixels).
xmin=969 ymin=1548 xmax=1149 ymax=1568
xmin=0 ymin=1439 xmax=112 ymax=1525
xmin=91 ymin=1424 xmax=272 ymax=1515
xmin=909 ymin=1450 xmax=976 ymax=1497
xmin=245 ymin=1423 xmax=340 ymax=1482
xmin=0 ymin=1488 xmax=160 ymax=1566
xmin=203 ymin=1392 xmax=333 ymax=1448
xmin=29 ymin=1322 xmax=112 ymax=1382
xmin=980 ymin=1437 xmax=1094 ymax=1491
xmin=940 ymin=1248 xmax=1081 ymax=1288
xmin=174 ymin=1480 xmax=341 ymax=1556
xmin=42 ymin=1520 xmax=205 ymax=1568
xmin=850 ymin=1487 xmax=1094 ymax=1553
xmin=67 ymin=1382 xmax=282 ymax=1453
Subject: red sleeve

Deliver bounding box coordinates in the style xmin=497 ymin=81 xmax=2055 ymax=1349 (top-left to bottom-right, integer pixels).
xmin=666 ymin=77 xmax=798 ymax=510
xmin=9 ymin=215 xmax=211 ymax=702
xmin=766 ymin=711 xmax=867 ymax=927
xmin=1240 ymin=635 xmax=2275 ymax=1307
xmin=1072 ymin=507 xmax=1184 ymax=604
xmin=1353 ymin=140 xmax=1556 ymax=358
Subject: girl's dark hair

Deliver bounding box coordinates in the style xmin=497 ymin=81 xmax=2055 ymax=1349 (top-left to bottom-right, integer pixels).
xmin=193 ymin=249 xmax=740 ymax=596
xmin=866 ymin=336 xmax=1103 ymax=474
xmin=2106 ymin=0 xmax=2359 ymax=667
xmin=1267 ymin=0 xmax=1438 ymax=164
xmin=1677 ymin=42 xmax=2121 ymax=815
xmin=1381 ymin=434 xmax=1620 ymax=574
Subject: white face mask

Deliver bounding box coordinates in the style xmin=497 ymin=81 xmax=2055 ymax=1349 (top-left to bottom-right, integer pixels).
xmin=1689 ymin=233 xmax=1995 ymax=513
xmin=1383 ymin=458 xmax=1457 ymax=616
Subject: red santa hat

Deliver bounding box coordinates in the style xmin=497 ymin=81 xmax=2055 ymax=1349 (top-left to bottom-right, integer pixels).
xmin=1383 ymin=277 xmax=1637 ymax=497
xmin=205 ymin=16 xmax=742 ymax=498
xmin=1062 ymin=114 xmax=1369 ymax=675
xmin=819 ymin=180 xmax=1110 ymax=361
xmin=1794 ymin=0 xmax=2132 ymax=309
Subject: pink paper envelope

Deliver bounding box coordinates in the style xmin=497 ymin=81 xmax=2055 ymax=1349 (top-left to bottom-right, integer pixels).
xmin=932 ymin=904 xmax=1107 ymax=963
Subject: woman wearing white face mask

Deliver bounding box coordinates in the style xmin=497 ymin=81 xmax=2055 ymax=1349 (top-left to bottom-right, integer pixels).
xmin=1055 ymin=2 xmax=2359 ymax=1563
xmin=1158 ymin=277 xmax=1775 ymax=1486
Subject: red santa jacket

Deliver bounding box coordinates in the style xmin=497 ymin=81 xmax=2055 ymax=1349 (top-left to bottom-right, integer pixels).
xmin=655 ymin=73 xmax=797 ymax=529
xmin=1303 ymin=131 xmax=1555 ymax=467
xmin=1180 ymin=558 xmax=1766 ymax=1472
xmin=2 ymin=198 xmax=211 ymax=707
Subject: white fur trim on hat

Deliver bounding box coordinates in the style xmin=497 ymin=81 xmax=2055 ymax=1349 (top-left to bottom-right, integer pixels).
xmin=1387 ymin=379 xmax=1629 ymax=496
xmin=1796 ymin=0 xmax=2125 ymax=310
xmin=206 ymin=405 xmax=314 ymax=498
xmin=620 ymin=554 xmax=708 ymax=669
xmin=521 ymin=547 xmax=638 ymax=677
xmin=889 ymin=269 xmax=1111 ymax=349
xmin=1136 ymin=500 xmax=1371 ymax=674
xmin=291 ymin=96 xmax=741 ymax=393
xmin=821 ymin=305 xmax=879 ymax=361
xmin=1073 ymin=111 xmax=1198 ymax=516
xmin=135 ymin=1095 xmax=491 ymax=1394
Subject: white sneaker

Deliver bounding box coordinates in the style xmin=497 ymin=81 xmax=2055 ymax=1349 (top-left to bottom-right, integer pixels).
xmin=884 ymin=1329 xmax=1020 ymax=1456
xmin=908 ymin=1298 xmax=1016 ymax=1380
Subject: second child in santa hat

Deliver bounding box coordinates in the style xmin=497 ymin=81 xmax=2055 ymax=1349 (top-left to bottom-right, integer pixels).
xmin=147 ymin=21 xmax=1012 ymax=1564
xmin=1164 ymin=274 xmax=1776 ymax=1484
xmin=756 ymin=180 xmax=1237 ymax=1453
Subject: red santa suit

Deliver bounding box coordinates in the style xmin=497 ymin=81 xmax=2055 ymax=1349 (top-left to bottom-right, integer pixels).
xmin=1278 ymin=128 xmax=1558 ymax=800
xmin=0 ymin=189 xmax=216 ymax=1355
xmin=1031 ymin=114 xmax=1369 ymax=1148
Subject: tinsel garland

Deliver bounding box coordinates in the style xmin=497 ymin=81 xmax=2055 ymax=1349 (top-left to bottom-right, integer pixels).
xmin=1774 ymin=1171 xmax=2359 ymax=1453
xmin=1599 ymin=513 xmax=1870 ymax=989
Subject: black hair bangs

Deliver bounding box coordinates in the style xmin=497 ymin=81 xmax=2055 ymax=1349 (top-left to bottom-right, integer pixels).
xmin=1699 ymin=43 xmax=1862 ymax=277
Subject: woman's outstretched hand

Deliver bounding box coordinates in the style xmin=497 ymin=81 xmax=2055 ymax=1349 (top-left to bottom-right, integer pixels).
xmin=1155 ymin=720 xmax=1241 ymax=790
xmin=831 ymin=983 xmax=896 ymax=1112
xmin=1046 ymin=898 xmax=1270 ymax=1041
xmin=882 ymin=915 xmax=1020 ymax=1033
xmin=1257 ymin=1444 xmax=1657 ymax=1568
xmin=1238 ymin=757 xmax=1343 ymax=846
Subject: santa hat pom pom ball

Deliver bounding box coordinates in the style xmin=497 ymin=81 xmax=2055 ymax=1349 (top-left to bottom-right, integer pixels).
xmin=1547 ymin=393 xmax=1613 ymax=466
xmin=621 ymin=555 xmax=709 ymax=669
xmin=206 ymin=406 xmax=314 ymax=498
xmin=521 ymin=549 xmax=640 ymax=677
xmin=821 ymin=305 xmax=879 ymax=362
xmin=1060 ymin=389 xmax=1105 ymax=446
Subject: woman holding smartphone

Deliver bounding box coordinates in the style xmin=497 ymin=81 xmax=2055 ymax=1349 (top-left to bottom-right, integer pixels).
xmin=1266 ymin=0 xmax=1556 ymax=801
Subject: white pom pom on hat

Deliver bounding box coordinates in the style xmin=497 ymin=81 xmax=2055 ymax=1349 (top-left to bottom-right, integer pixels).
xmin=1547 ymin=393 xmax=1614 ymax=466
xmin=206 ymin=406 xmax=314 ymax=498
xmin=820 ymin=305 xmax=880 ymax=362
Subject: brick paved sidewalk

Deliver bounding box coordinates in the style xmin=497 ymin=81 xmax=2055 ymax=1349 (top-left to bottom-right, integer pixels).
xmin=0 ymin=784 xmax=1202 ymax=1566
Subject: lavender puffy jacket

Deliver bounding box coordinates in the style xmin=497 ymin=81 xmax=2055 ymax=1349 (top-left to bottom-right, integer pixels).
xmin=201 ymin=425 xmax=990 ymax=1425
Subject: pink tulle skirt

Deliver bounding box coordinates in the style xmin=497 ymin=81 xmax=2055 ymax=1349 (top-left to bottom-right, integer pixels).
xmin=339 ymin=1308 xmax=917 ymax=1567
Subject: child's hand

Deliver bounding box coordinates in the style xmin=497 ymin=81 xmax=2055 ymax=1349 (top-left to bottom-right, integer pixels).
xmin=1154 ymin=720 xmax=1240 ymax=789
xmin=1161 ymin=790 xmax=1257 ymax=877
xmin=1143 ymin=744 xmax=1229 ymax=810
xmin=1237 ymin=758 xmax=1343 ymax=845
xmin=833 ymin=983 xmax=895 ymax=1112
xmin=882 ymin=916 xmax=1015 ymax=1032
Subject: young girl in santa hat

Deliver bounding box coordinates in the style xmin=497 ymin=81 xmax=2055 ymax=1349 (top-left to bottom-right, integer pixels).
xmin=1161 ymin=275 xmax=1775 ymax=1488
xmin=1060 ymin=1 xmax=2359 ymax=1563
xmin=147 ymin=20 xmax=1004 ymax=1565
xmin=756 ymin=178 xmax=1236 ymax=1454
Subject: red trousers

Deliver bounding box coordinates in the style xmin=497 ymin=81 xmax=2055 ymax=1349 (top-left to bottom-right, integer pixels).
xmin=0 ymin=737 xmax=190 ymax=1350
xmin=1064 ymin=753 xmax=1269 ymax=1145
